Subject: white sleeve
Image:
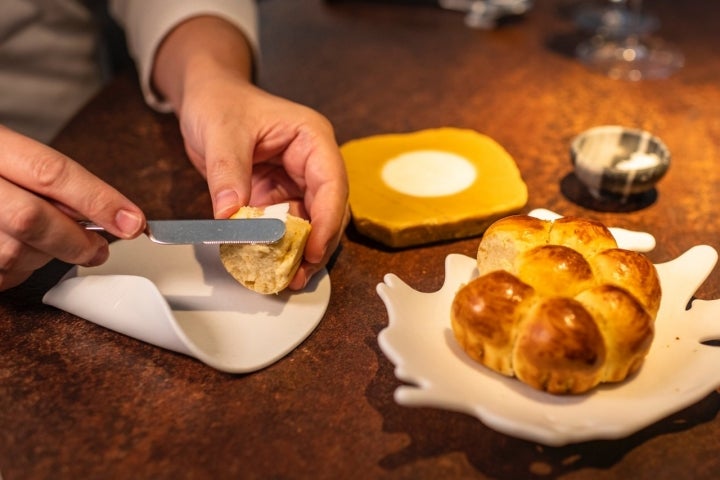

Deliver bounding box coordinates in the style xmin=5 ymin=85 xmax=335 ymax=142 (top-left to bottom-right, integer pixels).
xmin=109 ymin=0 xmax=259 ymax=113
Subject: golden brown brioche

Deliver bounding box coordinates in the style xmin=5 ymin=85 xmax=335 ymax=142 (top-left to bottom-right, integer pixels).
xmin=451 ymin=270 xmax=536 ymax=377
xmin=513 ymin=296 xmax=606 ymax=394
xmin=219 ymin=205 xmax=311 ymax=294
xmin=451 ymin=214 xmax=661 ymax=394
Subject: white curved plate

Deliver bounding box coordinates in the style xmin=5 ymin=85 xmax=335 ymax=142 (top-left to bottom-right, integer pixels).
xmin=377 ymin=239 xmax=720 ymax=446
xmin=43 ymin=235 xmax=330 ymax=373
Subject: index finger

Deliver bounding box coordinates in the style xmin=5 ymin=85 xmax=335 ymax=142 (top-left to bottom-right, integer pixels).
xmin=0 ymin=126 xmax=145 ymax=238
xmin=0 ymin=175 xmax=110 ymax=268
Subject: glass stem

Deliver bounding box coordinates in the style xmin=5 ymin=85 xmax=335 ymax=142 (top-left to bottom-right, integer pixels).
xmin=625 ymin=0 xmax=644 ymax=45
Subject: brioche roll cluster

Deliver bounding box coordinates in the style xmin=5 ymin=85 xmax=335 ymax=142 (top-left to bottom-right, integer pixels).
xmin=451 ymin=215 xmax=661 ymax=394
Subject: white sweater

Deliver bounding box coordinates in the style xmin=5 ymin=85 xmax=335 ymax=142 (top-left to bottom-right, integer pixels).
xmin=0 ymin=0 xmax=258 ymax=143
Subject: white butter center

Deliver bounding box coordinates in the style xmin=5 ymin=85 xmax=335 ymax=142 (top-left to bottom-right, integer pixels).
xmin=260 ymin=202 xmax=289 ymax=223
xmin=381 ymin=150 xmax=477 ymax=197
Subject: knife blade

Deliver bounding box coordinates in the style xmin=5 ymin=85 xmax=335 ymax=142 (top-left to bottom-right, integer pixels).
xmin=80 ymin=218 xmax=286 ymax=245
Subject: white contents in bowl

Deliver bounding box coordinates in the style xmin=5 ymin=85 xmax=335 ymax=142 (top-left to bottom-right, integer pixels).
xmin=615 ymin=153 xmax=660 ymax=171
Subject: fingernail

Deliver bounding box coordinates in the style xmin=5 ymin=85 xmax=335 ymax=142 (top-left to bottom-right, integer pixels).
xmin=289 ymin=270 xmax=309 ymax=291
xmin=215 ymin=189 xmax=240 ymax=218
xmin=115 ymin=209 xmax=144 ymax=237
xmin=306 ymin=244 xmax=326 ymax=265
xmin=85 ymin=243 xmax=109 ymax=267
xmin=313 ymin=246 xmax=327 ymax=265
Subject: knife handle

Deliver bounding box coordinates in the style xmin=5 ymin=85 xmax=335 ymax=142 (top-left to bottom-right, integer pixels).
xmin=78 ymin=221 xmax=105 ymax=231
xmin=78 ymin=221 xmax=151 ymax=236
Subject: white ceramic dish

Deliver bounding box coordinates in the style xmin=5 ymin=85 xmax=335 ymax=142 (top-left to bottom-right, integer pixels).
xmin=43 ymin=235 xmax=330 ymax=373
xmin=377 ymin=215 xmax=720 ymax=446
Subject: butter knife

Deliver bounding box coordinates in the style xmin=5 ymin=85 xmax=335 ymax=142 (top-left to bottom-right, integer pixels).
xmin=80 ymin=218 xmax=286 ymax=245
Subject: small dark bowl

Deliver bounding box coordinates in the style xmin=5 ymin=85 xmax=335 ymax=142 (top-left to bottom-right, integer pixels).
xmin=570 ymin=125 xmax=670 ymax=200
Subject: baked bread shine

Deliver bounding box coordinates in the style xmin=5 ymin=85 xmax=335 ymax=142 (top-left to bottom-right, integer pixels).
xmin=220 ymin=205 xmax=311 ymax=294
xmin=451 ymin=215 xmax=661 ymax=394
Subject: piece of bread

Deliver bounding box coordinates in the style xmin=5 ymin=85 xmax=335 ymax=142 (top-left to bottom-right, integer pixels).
xmin=219 ymin=204 xmax=311 ymax=294
xmin=451 ymin=215 xmax=661 ymax=394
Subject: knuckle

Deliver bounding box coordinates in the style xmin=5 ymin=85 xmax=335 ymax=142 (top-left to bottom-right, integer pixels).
xmin=302 ymin=107 xmax=333 ymax=131
xmin=29 ymin=150 xmax=70 ymax=189
xmin=76 ymin=192 xmax=115 ymax=222
xmin=4 ymin=203 xmax=46 ymax=240
xmin=0 ymin=238 xmax=23 ymax=272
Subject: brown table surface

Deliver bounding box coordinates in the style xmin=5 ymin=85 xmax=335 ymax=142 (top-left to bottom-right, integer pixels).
xmin=3 ymin=0 xmax=720 ymax=478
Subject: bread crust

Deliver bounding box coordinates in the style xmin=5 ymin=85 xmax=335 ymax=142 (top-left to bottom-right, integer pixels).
xmin=451 ymin=215 xmax=661 ymax=394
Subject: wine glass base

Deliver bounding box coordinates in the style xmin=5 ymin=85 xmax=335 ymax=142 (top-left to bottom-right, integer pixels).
xmin=577 ymin=36 xmax=685 ymax=81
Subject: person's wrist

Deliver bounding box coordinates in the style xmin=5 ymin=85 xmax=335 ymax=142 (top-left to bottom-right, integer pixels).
xmin=151 ymin=16 xmax=253 ymax=109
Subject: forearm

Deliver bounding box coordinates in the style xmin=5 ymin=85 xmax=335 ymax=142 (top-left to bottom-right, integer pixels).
xmin=151 ymin=15 xmax=254 ymax=111
xmin=110 ymin=0 xmax=258 ymax=112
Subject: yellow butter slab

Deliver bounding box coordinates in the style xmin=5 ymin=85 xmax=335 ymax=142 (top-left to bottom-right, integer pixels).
xmin=341 ymin=128 xmax=528 ymax=247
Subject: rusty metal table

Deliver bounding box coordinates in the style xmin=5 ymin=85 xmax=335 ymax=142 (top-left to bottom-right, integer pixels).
xmin=2 ymin=1 xmax=719 ymax=478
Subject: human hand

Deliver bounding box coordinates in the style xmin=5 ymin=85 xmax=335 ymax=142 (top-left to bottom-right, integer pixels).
xmin=181 ymin=80 xmax=349 ymax=290
xmin=0 ymin=126 xmax=146 ymax=291
xmin=153 ymin=17 xmax=349 ymax=290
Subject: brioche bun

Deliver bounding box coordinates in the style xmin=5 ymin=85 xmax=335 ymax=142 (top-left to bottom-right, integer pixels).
xmin=451 ymin=215 xmax=661 ymax=394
